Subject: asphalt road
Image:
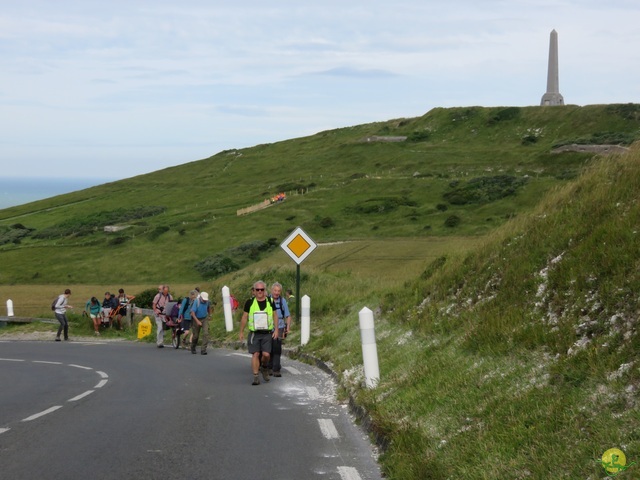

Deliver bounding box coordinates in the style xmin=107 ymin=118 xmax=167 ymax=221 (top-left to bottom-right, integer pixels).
xmin=0 ymin=339 xmax=382 ymax=480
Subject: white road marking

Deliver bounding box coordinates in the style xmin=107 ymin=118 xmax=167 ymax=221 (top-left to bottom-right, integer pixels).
xmin=338 ymin=466 xmax=363 ymax=480
xmin=318 ymin=418 xmax=340 ymax=440
xmin=68 ymin=364 xmax=93 ymax=370
xmin=230 ymin=352 xmax=252 ymax=358
xmin=96 ymin=371 xmax=108 ymax=378
xmin=68 ymin=390 xmax=94 ymax=402
xmin=284 ymin=366 xmax=301 ymax=375
xmin=0 ymin=428 xmax=10 ymax=435
xmin=94 ymin=379 xmax=108 ymax=389
xmin=0 ymin=358 xmax=25 ymax=362
xmin=306 ymin=386 xmax=320 ymax=400
xmin=33 ymin=361 xmax=62 ymax=365
xmin=22 ymin=405 xmax=63 ymax=422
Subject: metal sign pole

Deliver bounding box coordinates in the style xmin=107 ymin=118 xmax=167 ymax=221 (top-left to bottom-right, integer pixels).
xmin=296 ymin=264 xmax=301 ymax=324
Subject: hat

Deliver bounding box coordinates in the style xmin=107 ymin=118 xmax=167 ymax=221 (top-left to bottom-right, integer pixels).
xmin=200 ymin=292 xmax=209 ymax=301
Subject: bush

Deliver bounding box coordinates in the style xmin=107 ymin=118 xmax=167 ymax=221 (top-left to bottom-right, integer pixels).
xmin=444 ymin=215 xmax=461 ymax=228
xmin=319 ymin=217 xmax=335 ymax=228
xmin=443 ymin=175 xmax=528 ymax=205
xmin=407 ymin=130 xmax=430 ymax=142
xmin=133 ymin=288 xmax=159 ymax=309
xmin=436 ymin=203 xmax=448 ymax=212
xmin=194 ymin=255 xmax=240 ymax=278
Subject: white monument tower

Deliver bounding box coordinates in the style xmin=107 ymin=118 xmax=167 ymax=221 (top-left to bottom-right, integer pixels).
xmin=540 ymin=29 xmax=564 ymax=106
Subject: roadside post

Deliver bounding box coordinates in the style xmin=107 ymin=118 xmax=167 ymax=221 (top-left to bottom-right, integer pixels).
xmin=359 ymin=307 xmax=380 ymax=388
xmin=280 ymin=227 xmax=317 ymax=325
xmin=6 ymin=299 xmax=14 ymax=317
xmin=221 ymin=286 xmax=234 ymax=332
xmin=301 ymin=295 xmax=311 ymax=346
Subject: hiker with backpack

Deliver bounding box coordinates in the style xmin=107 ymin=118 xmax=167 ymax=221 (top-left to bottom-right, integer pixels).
xmin=190 ymin=291 xmax=212 ymax=355
xmin=85 ymin=296 xmax=103 ymax=336
xmin=239 ymin=280 xmax=279 ymax=385
xmin=178 ymin=290 xmax=198 ymax=349
xmin=52 ymin=289 xmax=73 ymax=341
xmin=267 ymin=282 xmax=291 ymax=377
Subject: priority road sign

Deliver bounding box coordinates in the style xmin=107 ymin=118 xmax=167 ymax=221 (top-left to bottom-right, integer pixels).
xmin=281 ymin=227 xmax=317 ymax=265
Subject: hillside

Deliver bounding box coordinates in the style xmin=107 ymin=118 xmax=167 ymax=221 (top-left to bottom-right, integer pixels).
xmin=1 ymin=104 xmax=639 ymax=287
xmin=1 ymin=104 xmax=640 ymax=479
xmin=289 ymin=146 xmax=640 ymax=479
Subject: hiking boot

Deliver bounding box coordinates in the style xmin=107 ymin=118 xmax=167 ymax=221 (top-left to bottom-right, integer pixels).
xmin=274 ymin=371 xmax=282 ymax=378
xmin=268 ymin=368 xmax=274 ymax=377
xmin=55 ymin=337 xmax=61 ymax=342
xmin=201 ymin=351 xmax=207 ymax=355
xmin=261 ymin=366 xmax=270 ymax=382
xmin=252 ymin=375 xmax=260 ymax=386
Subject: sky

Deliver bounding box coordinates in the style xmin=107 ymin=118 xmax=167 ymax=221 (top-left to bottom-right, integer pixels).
xmin=1 ymin=0 xmax=639 ymax=180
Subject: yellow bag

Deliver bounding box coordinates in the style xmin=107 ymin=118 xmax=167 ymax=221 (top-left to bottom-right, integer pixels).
xmin=137 ymin=316 xmax=152 ymax=339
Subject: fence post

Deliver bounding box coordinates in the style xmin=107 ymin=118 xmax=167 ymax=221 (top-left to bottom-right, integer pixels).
xmin=359 ymin=307 xmax=380 ymax=388
xmin=301 ymin=295 xmax=310 ymax=346
xmin=221 ymin=286 xmax=233 ymax=332
xmin=6 ymin=299 xmax=14 ymax=317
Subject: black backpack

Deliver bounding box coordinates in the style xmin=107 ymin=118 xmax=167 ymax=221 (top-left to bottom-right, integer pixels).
xmin=51 ymin=296 xmax=59 ymax=311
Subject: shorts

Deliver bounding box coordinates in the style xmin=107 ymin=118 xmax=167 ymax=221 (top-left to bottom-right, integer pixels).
xmin=89 ymin=313 xmax=100 ymax=320
xmin=248 ymin=331 xmax=272 ymax=355
xmin=181 ymin=319 xmax=191 ymax=330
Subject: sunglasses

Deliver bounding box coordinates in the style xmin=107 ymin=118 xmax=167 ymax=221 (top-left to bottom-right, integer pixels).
xmin=254 ymin=288 xmax=265 ymax=292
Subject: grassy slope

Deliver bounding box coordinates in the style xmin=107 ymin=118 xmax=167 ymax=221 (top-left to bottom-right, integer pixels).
xmin=2 ymin=105 xmax=635 ymax=284
xmin=1 ymin=105 xmax=640 ymax=479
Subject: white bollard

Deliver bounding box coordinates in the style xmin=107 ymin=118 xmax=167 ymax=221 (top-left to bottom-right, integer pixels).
xmin=221 ymin=286 xmax=233 ymax=332
xmin=6 ymin=299 xmax=14 ymax=317
xmin=359 ymin=307 xmax=380 ymax=388
xmin=301 ymin=295 xmax=310 ymax=346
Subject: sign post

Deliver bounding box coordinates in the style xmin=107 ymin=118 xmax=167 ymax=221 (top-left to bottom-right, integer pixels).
xmin=280 ymin=227 xmax=317 ymax=323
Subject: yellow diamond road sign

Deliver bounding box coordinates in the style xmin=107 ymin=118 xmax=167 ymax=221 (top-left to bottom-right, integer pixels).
xmin=281 ymin=227 xmax=317 ymax=265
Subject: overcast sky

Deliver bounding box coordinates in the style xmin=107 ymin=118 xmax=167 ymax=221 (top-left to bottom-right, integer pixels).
xmin=2 ymin=0 xmax=639 ymax=179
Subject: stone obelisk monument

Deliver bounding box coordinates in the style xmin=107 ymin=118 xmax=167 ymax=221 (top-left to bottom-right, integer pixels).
xmin=540 ymin=29 xmax=564 ymax=106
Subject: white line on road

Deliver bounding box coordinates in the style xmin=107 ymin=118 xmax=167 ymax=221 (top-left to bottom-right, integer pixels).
xmin=96 ymin=371 xmax=108 ymax=378
xmin=338 ymin=466 xmax=363 ymax=480
xmin=68 ymin=390 xmax=94 ymax=402
xmin=0 ymin=428 xmax=10 ymax=435
xmin=230 ymin=352 xmax=252 ymax=358
xmin=0 ymin=358 xmax=25 ymax=362
xmin=32 ymin=361 xmax=62 ymax=365
xmin=68 ymin=364 xmax=93 ymax=370
xmin=284 ymin=366 xmax=301 ymax=375
xmin=94 ymin=379 xmax=108 ymax=389
xmin=318 ymin=418 xmax=340 ymax=440
xmin=307 ymin=386 xmax=320 ymax=400
xmin=22 ymin=405 xmax=63 ymax=422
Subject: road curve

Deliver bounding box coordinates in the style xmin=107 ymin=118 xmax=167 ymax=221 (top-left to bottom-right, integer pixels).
xmin=0 ymin=340 xmax=381 ymax=480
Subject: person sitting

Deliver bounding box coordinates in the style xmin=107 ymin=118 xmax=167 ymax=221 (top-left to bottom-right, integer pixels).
xmin=114 ymin=288 xmax=135 ymax=330
xmin=101 ymin=292 xmax=118 ymax=328
xmin=85 ymin=297 xmax=103 ymax=336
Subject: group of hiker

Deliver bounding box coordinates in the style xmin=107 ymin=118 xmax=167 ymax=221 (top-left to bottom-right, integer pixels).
xmin=53 ymin=281 xmax=295 ymax=385
xmin=51 ymin=288 xmax=134 ymax=341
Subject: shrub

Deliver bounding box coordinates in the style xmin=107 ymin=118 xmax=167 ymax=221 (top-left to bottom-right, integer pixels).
xmin=133 ymin=288 xmax=159 ymax=309
xmin=443 ymin=175 xmax=528 ymax=205
xmin=407 ymin=130 xmax=430 ymax=142
xmin=319 ymin=217 xmax=335 ymax=228
xmin=194 ymin=255 xmax=239 ymax=278
xmin=444 ymin=215 xmax=461 ymax=228
xmin=487 ymin=107 xmax=521 ymax=125
xmin=436 ymin=203 xmax=448 ymax=212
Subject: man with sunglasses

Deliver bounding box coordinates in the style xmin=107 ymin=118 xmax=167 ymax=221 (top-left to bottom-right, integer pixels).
xmin=239 ymin=280 xmax=279 ymax=385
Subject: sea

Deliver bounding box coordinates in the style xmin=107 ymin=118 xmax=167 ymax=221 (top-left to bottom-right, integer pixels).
xmin=0 ymin=177 xmax=113 ymax=210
